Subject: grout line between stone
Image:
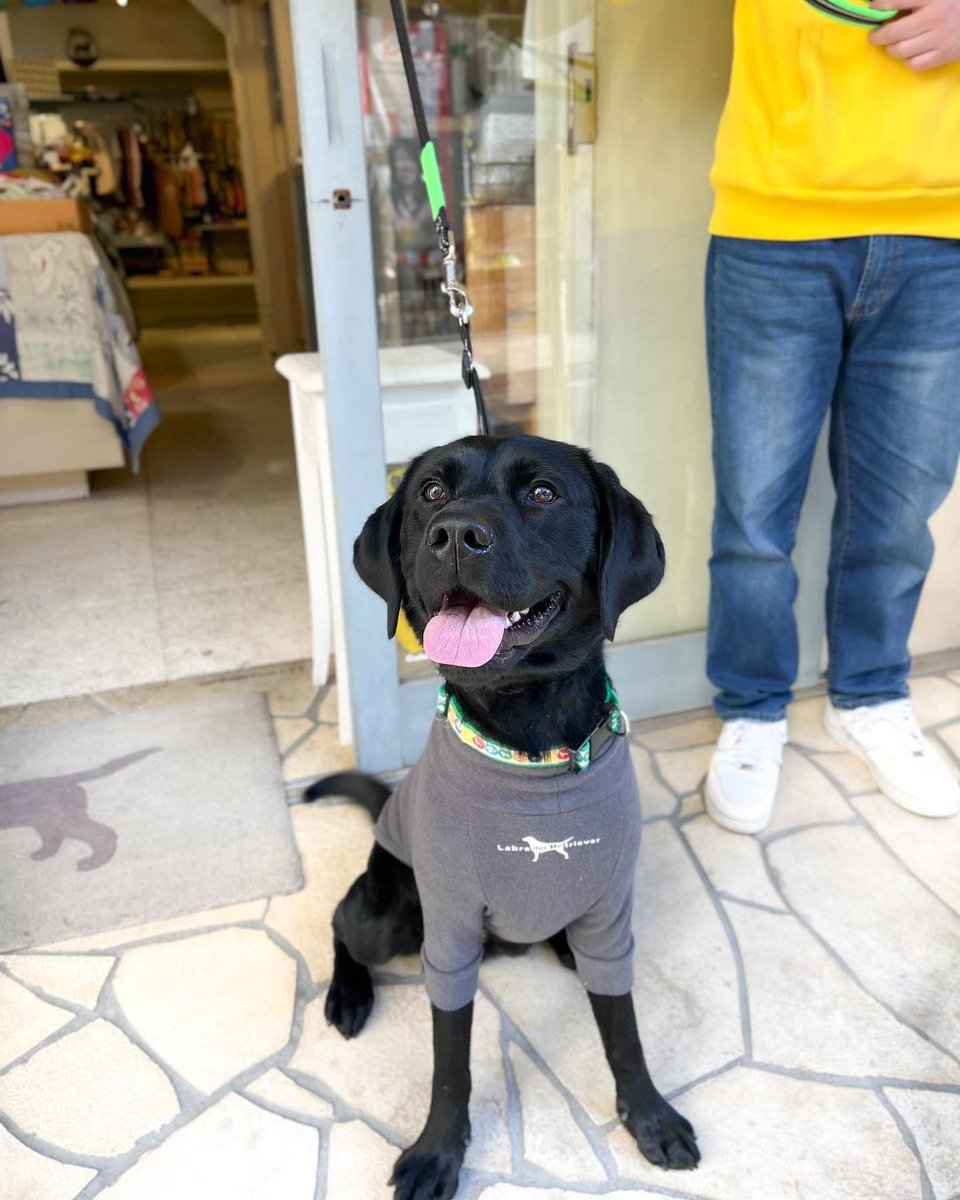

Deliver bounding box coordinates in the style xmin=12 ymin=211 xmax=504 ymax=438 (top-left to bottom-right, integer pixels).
xmin=61 ymin=916 xmax=321 ymax=1198
xmin=750 ymin=1060 xmax=960 ymax=1095
xmin=673 ymin=823 xmax=752 ymax=1063
xmin=637 ymin=743 xmax=688 ymax=822
xmin=0 ymin=1106 xmax=115 ymax=1174
xmin=96 ymin=976 xmax=206 ymax=1112
xmin=477 ymin=981 xmax=619 ymax=1185
xmin=664 ymin=1057 xmax=743 ymax=1104
xmin=305 ymin=683 xmax=332 ymax=725
xmin=799 ymin=750 xmax=960 ymax=923
xmin=280 ymin=1065 xmax=372 ymax=1130
xmin=496 ymin=1007 xmax=526 ymax=1178
xmin=281 ymin=716 xmax=322 ymax=765
xmin=758 ymin=820 xmax=960 ymax=1075
xmin=0 ymin=960 xmax=91 ymax=1019
xmin=0 ymin=1010 xmax=91 ymax=1081
xmin=312 ymin=1121 xmax=328 ymax=1200
xmin=845 ymin=799 xmax=960 ymax=924
xmin=759 ymin=815 xmax=859 ymax=848
xmin=714 ymin=892 xmax=788 ymax=917
xmin=932 ymin=727 xmax=960 ymax=771
xmin=237 ymin=1087 xmax=331 ymax=1134
xmin=876 ymin=1087 xmax=936 ymax=1200
xmin=758 ymin=836 xmax=960 ymax=1071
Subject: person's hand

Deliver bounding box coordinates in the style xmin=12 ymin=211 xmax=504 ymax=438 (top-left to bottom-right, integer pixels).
xmin=869 ymin=0 xmax=960 ymax=70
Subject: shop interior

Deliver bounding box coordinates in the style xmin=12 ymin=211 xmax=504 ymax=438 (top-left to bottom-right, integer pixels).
xmin=0 ymin=0 xmax=547 ymax=709
xmin=0 ymin=0 xmax=308 ymax=708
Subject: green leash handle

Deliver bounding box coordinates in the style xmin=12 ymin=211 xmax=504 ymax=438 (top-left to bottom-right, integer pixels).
xmin=420 ymin=142 xmax=446 ymax=224
xmin=803 ymin=0 xmax=897 ymax=26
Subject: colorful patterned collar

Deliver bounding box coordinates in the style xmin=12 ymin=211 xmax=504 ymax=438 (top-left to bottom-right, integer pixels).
xmin=435 ymin=677 xmax=629 ymax=772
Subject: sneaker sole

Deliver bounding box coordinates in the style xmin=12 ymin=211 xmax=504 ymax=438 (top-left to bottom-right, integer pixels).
xmin=823 ymin=712 xmax=960 ymax=819
xmin=704 ymin=771 xmax=772 ymax=835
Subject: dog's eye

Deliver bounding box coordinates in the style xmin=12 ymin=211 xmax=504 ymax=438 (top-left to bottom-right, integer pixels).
xmin=421 ymin=480 xmax=446 ymax=503
xmin=530 ymin=482 xmax=557 ymax=504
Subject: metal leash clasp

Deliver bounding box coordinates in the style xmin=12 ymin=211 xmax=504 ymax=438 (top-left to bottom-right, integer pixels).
xmin=435 ymin=218 xmax=487 ymax=432
xmin=439 ymin=231 xmax=473 ymax=323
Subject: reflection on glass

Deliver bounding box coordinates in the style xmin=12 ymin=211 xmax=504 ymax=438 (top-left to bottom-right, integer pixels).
xmin=358 ymin=0 xmax=596 ymax=678
xmin=358 ymin=1 xmax=589 ymax=440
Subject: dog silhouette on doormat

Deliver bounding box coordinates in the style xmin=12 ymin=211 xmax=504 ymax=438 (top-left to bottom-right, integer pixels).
xmin=0 ymin=748 xmax=160 ymax=871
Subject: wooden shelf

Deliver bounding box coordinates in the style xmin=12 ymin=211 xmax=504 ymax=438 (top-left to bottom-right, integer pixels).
xmin=127 ymin=273 xmax=255 ymax=289
xmin=55 ymin=59 xmax=229 ymax=75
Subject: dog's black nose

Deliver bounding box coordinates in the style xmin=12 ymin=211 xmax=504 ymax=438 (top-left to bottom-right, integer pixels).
xmin=428 ymin=513 xmax=495 ymax=559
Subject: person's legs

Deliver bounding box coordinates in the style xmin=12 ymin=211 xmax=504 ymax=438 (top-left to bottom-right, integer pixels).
xmin=706 ymin=236 xmax=846 ymax=720
xmin=826 ymin=236 xmax=960 ymax=704
xmin=822 ymin=236 xmax=960 ymax=817
xmin=704 ymin=236 xmax=849 ymax=832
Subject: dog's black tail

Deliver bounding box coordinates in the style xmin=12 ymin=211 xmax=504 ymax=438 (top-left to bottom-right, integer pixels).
xmin=302 ymin=772 xmax=392 ymax=822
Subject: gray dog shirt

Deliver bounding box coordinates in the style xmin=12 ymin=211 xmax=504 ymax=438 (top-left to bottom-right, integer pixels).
xmin=374 ymin=712 xmax=642 ymax=1011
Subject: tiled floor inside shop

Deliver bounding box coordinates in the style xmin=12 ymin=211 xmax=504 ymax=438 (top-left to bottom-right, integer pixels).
xmin=0 ymin=325 xmax=311 ymax=709
xmin=1 ymin=661 xmax=959 ymax=1200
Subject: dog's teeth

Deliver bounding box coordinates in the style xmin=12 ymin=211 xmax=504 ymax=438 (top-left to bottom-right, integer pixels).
xmin=520 ymin=607 xmax=530 ymax=615
xmin=508 ymin=611 xmax=520 ymax=624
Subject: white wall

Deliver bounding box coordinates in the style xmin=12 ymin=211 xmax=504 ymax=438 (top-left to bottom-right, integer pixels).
xmin=592 ymin=0 xmax=733 ymax=644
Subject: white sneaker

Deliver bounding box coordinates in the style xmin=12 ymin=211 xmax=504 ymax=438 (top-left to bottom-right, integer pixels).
xmin=705 ymin=718 xmax=788 ymax=834
xmin=824 ymin=699 xmax=960 ymax=818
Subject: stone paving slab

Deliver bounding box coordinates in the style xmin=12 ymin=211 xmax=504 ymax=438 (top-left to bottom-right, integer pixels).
xmin=0 ymin=670 xmax=958 ymax=1199
xmin=2 ymin=954 xmax=114 ymax=1010
xmin=0 ymin=1122 xmax=96 ymax=1200
xmin=0 ymin=971 xmax=74 ymax=1065
xmin=768 ymin=824 xmax=960 ymax=1060
xmin=682 ymin=814 xmax=785 ymax=911
xmin=0 ymin=1020 xmax=180 ymax=1158
xmin=96 ymin=1093 xmax=318 ymax=1200
xmin=884 ymin=1087 xmax=960 ymax=1200
xmin=112 ymin=928 xmax=298 ymax=1093
xmin=608 ymin=1067 xmax=923 ymax=1200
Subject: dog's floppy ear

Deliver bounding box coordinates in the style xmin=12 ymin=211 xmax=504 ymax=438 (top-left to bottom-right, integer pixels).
xmin=353 ymin=477 xmax=408 ymax=639
xmin=588 ymin=458 xmax=665 ymax=640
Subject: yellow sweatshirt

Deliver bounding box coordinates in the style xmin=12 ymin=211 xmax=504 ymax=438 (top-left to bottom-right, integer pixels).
xmin=710 ymin=0 xmax=960 ymax=239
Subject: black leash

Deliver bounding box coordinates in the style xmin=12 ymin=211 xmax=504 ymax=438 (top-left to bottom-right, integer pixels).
xmin=387 ymin=0 xmax=490 ymax=436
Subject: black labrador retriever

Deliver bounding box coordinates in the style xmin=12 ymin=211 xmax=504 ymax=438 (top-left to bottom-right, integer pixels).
xmin=309 ymin=434 xmax=699 ymax=1199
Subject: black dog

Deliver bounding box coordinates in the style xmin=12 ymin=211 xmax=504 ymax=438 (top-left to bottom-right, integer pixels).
xmin=309 ymin=434 xmax=699 ymax=1199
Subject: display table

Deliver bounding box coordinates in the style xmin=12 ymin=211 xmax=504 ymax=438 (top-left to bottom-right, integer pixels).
xmin=0 ymin=397 xmax=125 ymax=505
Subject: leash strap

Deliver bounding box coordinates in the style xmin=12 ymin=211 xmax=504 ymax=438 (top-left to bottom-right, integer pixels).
xmin=387 ymin=0 xmax=490 ymax=436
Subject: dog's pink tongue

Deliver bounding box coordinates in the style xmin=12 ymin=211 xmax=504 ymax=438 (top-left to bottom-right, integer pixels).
xmin=422 ymin=602 xmax=509 ymax=668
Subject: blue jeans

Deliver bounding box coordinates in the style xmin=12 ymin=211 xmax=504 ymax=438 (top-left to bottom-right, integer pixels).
xmin=706 ymin=235 xmax=960 ymax=721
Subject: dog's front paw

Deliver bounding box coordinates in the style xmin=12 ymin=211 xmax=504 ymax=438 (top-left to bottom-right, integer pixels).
xmin=323 ymin=970 xmax=374 ymax=1039
xmin=389 ymin=1145 xmax=462 ymax=1200
xmin=621 ymin=1097 xmax=700 ymax=1170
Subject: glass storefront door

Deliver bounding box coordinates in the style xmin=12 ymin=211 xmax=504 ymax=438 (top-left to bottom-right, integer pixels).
xmin=289 ymin=0 xmax=830 ymax=771
xmin=355 ymin=0 xmax=599 ymax=697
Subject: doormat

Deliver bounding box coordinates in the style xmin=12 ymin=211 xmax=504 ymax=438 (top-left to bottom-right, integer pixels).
xmin=0 ymin=694 xmax=304 ymax=951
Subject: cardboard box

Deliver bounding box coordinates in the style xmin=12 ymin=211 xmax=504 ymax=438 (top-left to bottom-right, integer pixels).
xmin=0 ymin=197 xmax=92 ymax=234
